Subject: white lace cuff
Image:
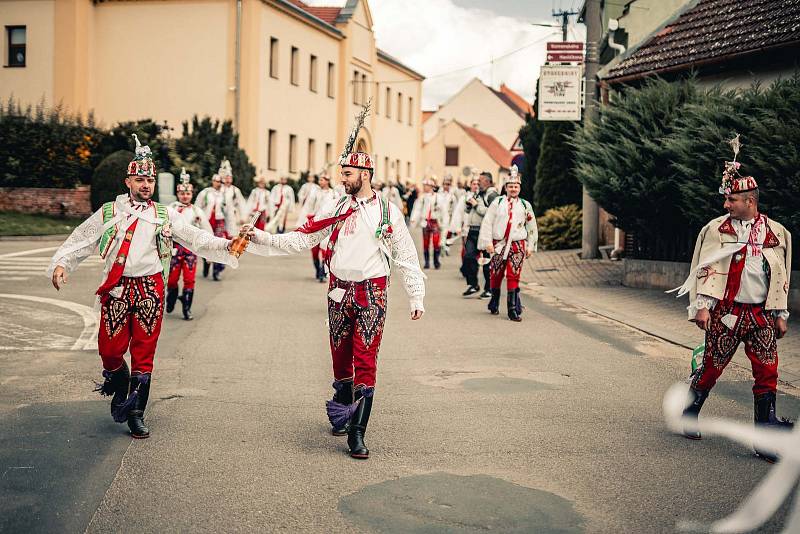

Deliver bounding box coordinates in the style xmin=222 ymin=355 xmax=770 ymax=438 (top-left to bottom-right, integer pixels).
xmin=410 ymin=297 xmax=425 ymax=313
xmin=774 ymin=310 xmax=790 ymax=321
xmin=687 ymin=294 xmax=717 ymax=320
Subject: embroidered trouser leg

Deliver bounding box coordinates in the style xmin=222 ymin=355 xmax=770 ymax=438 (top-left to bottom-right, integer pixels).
xmin=311 ymin=245 xmax=323 ymax=263
xmin=692 ymin=302 xmax=778 ymax=395
xmin=210 ymin=217 xmax=228 ymax=275
xmin=181 ymin=252 xmax=197 ymax=290
xmin=98 ymin=274 xmax=164 ymax=374
xmin=328 ymin=276 xmax=388 ymax=390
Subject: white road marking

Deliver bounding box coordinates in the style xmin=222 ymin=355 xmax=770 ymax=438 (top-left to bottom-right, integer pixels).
xmin=0 ymin=246 xmax=59 ymax=258
xmin=0 ymin=294 xmax=98 ymax=350
xmin=0 ymin=277 xmax=28 ymax=281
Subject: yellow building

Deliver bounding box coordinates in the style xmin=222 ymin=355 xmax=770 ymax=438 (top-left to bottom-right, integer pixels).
xmin=0 ymin=0 xmax=424 ymax=182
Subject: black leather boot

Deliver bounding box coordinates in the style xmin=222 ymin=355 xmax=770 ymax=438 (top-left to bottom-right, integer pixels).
xmin=348 ymin=393 xmax=373 ymax=459
xmin=127 ymin=374 xmax=151 ymax=439
xmin=94 ymin=362 xmax=130 ymax=418
xmin=514 ymin=288 xmax=523 ymax=316
xmin=331 ymin=380 xmax=353 ymax=436
xmin=754 ymin=391 xmax=794 ymax=462
xmin=313 ymin=258 xmax=321 ymax=280
xmin=507 ymin=292 xmax=521 ymax=322
xmin=181 ymin=289 xmax=194 ymax=321
xmin=202 ymin=259 xmax=210 ymax=278
xmin=487 ymin=289 xmax=500 ymax=315
xmin=682 ymin=387 xmax=709 ymax=440
xmin=433 ymin=248 xmax=441 ymax=269
xmin=423 ymin=250 xmax=430 ymax=269
xmin=165 ymin=286 xmax=179 ymax=313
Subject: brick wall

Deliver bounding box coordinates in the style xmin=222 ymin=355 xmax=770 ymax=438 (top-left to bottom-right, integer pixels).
xmin=0 ymin=186 xmax=92 ymax=217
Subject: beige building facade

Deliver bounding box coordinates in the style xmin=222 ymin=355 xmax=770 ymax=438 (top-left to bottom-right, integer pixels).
xmin=0 ymin=0 xmax=423 ymax=183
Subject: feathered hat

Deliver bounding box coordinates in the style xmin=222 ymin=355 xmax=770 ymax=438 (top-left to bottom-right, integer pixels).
xmin=339 ymin=100 xmax=373 ymax=171
xmin=176 ymin=167 xmax=193 ymax=193
xmin=253 ymin=169 xmax=266 ymax=185
xmin=506 ymin=164 xmax=521 ymax=185
xmin=218 ymin=159 xmax=233 ymax=179
xmin=719 ymin=134 xmax=757 ymax=195
xmin=127 ymin=134 xmax=156 ymax=178
xmin=422 ymin=175 xmax=437 ymax=187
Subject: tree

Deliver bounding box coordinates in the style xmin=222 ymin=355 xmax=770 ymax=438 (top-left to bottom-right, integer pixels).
xmin=517 ymin=85 xmax=542 ymax=205
xmin=91 ymin=150 xmax=134 ymax=209
xmin=168 ymin=116 xmax=256 ymax=195
xmin=534 ymin=120 xmax=581 ymax=213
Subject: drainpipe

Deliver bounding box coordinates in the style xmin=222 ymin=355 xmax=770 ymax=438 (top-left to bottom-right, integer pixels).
xmin=607 ymin=19 xmax=626 ymax=56
xmin=234 ymin=0 xmax=242 ymax=131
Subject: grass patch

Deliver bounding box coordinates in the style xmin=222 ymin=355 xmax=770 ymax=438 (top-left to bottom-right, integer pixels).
xmin=0 ymin=211 xmax=83 ymax=236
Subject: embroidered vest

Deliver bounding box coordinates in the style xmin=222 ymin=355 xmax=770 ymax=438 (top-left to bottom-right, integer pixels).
xmin=99 ymin=201 xmax=172 ymax=284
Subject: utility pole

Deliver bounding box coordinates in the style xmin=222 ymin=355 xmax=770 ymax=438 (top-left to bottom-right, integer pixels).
xmin=552 ymin=8 xmax=580 ymax=42
xmin=581 ymin=0 xmax=601 ymax=259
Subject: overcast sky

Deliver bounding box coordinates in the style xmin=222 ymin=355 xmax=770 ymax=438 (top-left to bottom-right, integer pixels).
xmin=304 ymin=0 xmax=587 ymax=109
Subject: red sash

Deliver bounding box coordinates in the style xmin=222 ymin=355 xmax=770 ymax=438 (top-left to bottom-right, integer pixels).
xmin=501 ymin=198 xmax=514 ymax=244
xmin=96 ymin=218 xmax=139 ymax=296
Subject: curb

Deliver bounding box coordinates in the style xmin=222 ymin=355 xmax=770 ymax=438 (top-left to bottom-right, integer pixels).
xmin=0 ymin=234 xmax=69 ymax=241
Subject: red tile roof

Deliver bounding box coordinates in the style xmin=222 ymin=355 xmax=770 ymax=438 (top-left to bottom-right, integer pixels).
xmin=422 ymin=111 xmax=435 ymax=123
xmin=286 ymin=0 xmax=342 ymax=25
xmin=498 ymin=84 xmax=533 ymax=117
xmin=457 ymin=121 xmax=513 ymax=168
xmin=606 ymin=0 xmax=800 ymax=82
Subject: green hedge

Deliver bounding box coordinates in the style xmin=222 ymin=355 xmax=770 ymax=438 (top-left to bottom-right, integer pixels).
xmin=573 ymin=74 xmax=800 ymax=259
xmin=537 ymin=204 xmax=582 ymax=251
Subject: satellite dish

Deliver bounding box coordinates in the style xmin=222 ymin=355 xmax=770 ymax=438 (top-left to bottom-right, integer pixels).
xmin=461 ymin=166 xmax=473 ymax=177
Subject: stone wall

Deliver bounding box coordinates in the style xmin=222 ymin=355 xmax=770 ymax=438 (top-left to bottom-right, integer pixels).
xmin=0 ymin=186 xmax=92 ymax=217
xmin=623 ymin=258 xmax=800 ymax=310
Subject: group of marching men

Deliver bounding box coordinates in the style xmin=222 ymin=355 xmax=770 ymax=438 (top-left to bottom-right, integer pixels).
xmin=406 ymin=168 xmax=538 ymax=322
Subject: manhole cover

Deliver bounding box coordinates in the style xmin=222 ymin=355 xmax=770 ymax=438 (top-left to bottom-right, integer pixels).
xmin=339 ymin=473 xmax=584 ymax=533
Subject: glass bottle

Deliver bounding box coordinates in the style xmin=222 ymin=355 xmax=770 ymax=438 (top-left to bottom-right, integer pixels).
xmin=230 ymin=211 xmax=260 ymax=258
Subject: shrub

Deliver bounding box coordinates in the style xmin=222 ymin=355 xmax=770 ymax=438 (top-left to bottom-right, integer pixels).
xmin=91 ymin=150 xmax=134 ymax=209
xmin=535 ymin=121 xmax=582 ymax=212
xmin=537 ymin=204 xmax=582 ymax=250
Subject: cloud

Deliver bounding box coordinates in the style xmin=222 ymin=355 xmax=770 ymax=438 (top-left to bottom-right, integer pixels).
xmin=304 ymin=0 xmax=584 ymax=109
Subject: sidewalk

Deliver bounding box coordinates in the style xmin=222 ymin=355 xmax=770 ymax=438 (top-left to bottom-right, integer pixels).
xmin=521 ymin=249 xmax=800 ymax=390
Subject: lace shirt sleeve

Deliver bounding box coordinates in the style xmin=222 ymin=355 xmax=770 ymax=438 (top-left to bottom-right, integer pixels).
xmin=687 ymin=294 xmax=718 ymax=320
xmin=388 ymin=205 xmax=425 ymax=312
xmin=170 ymin=207 xmax=237 ymax=267
xmin=248 ymin=201 xmax=339 ymax=256
xmin=46 ymin=208 xmax=104 ymax=278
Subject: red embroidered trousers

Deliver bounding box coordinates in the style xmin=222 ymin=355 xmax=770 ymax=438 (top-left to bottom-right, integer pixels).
xmin=98 ymin=274 xmax=164 ymax=374
xmin=167 ymin=244 xmax=197 ymax=290
xmin=489 ymin=240 xmax=526 ymax=290
xmin=327 ymin=276 xmax=387 ymax=389
xmin=422 ymin=220 xmax=441 ymax=252
xmin=693 ymin=301 xmax=779 ymax=395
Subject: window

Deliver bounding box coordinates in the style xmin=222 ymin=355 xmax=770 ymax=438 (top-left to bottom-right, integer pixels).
xmin=397 ymin=92 xmax=403 ymax=123
xmin=385 ymin=87 xmax=391 ymax=118
xmin=352 ymin=70 xmax=360 ymax=104
xmin=309 ymin=55 xmax=318 ymax=92
xmin=408 ymin=97 xmax=414 ymax=125
xmin=445 ymin=146 xmax=459 ymax=167
xmin=6 ymin=26 xmax=26 ymax=67
xmin=308 ymin=138 xmax=316 ymax=171
xmin=407 ymin=162 xmax=412 ymax=178
xmin=327 ymin=62 xmax=335 ymax=98
xmin=361 ymin=74 xmax=367 ymax=103
xmin=374 ymin=82 xmax=380 ymax=110
xmin=325 ymin=143 xmax=333 ymax=165
xmin=269 ymin=37 xmax=279 ymax=78
xmin=289 ymin=134 xmax=297 ymax=172
xmin=384 ymin=157 xmax=390 ymax=180
xmin=290 ymin=47 xmax=299 ymax=86
xmin=395 ymin=159 xmax=400 ymax=178
xmin=268 ymin=129 xmax=277 ymax=170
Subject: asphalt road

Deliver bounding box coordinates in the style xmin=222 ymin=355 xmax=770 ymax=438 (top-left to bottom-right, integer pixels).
xmin=0 ymin=237 xmax=797 ymax=533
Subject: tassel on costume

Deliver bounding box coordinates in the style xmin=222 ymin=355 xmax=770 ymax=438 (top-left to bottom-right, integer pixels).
xmin=326 ymin=386 xmax=373 ymax=429
xmin=112 ymin=374 xmax=150 ymax=423
xmin=93 ymin=370 xmax=116 ymax=396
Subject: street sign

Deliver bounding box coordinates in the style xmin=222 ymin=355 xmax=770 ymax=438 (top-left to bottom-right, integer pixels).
xmin=547 ymin=42 xmax=584 ymax=52
xmin=547 ymin=52 xmax=584 ymax=63
xmin=537 ymin=65 xmax=583 ymax=121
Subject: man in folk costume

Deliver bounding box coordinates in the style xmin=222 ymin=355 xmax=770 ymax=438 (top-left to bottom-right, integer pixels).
xmin=410 ymin=176 xmax=448 ymax=269
xmin=674 ymin=135 xmax=792 ymax=462
xmin=296 ymin=173 xmax=321 ymax=226
xmin=219 ymin=159 xmax=247 ymax=238
xmin=247 ymin=172 xmax=270 ymax=231
xmin=243 ymin=102 xmax=426 ymax=459
xmin=166 ymin=168 xmax=213 ymax=321
xmin=478 ymin=165 xmax=537 ymax=322
xmin=438 ymin=175 xmax=458 ymax=256
xmin=195 ymin=173 xmax=228 ymax=280
xmin=307 ymin=172 xmax=340 ymax=282
xmin=48 ymin=135 xmax=236 ymax=438
xmin=381 ymin=178 xmax=404 ymax=211
xmin=448 ymin=175 xmax=480 ymax=283
xmin=269 ymin=176 xmax=296 ymax=233
xmin=462 ymin=171 xmax=499 ymax=297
